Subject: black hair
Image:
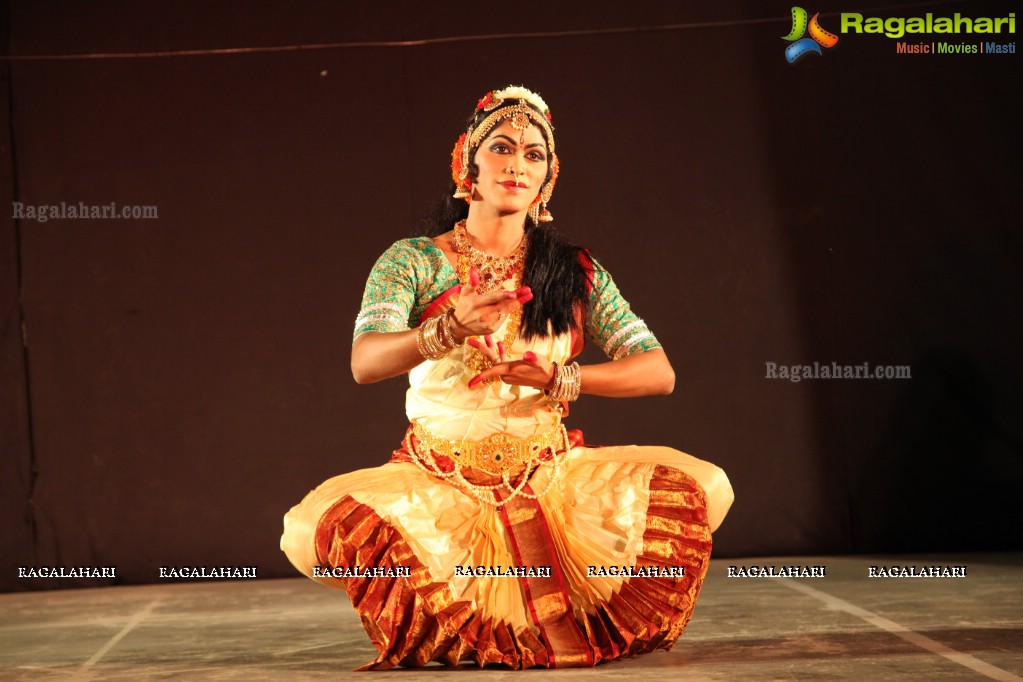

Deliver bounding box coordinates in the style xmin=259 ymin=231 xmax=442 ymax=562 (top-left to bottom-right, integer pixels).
xmin=420 ymin=99 xmax=590 ymax=339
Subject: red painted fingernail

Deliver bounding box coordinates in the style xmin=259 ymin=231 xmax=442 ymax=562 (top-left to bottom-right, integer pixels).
xmin=524 ymin=352 xmax=536 ymax=362
xmin=518 ymin=293 xmax=533 ymax=303
xmin=468 ymin=376 xmax=481 ymax=388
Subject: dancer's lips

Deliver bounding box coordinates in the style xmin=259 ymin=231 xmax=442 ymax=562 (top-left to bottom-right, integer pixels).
xmin=499 ymin=181 xmax=528 ymax=190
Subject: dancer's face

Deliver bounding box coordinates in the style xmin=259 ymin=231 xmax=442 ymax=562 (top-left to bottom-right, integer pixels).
xmin=471 ymin=119 xmax=547 ymax=215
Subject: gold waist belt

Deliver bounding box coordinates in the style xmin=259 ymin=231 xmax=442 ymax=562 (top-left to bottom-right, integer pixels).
xmin=410 ymin=420 xmax=568 ymax=475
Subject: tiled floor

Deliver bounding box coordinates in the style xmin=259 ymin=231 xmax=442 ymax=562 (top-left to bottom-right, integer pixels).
xmin=2 ymin=555 xmax=1020 ymax=680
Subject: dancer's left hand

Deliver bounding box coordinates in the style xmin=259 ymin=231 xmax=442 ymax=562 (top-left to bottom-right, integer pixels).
xmin=467 ymin=344 xmax=556 ymax=390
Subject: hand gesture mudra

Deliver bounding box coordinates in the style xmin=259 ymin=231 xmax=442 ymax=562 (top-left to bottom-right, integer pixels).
xmin=447 ymin=268 xmax=554 ymax=391
xmin=449 ymin=267 xmax=532 ymax=340
xmin=467 ymin=347 xmax=557 ymax=391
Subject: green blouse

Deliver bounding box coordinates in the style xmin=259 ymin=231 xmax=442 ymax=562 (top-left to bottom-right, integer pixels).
xmin=353 ymin=237 xmax=660 ymax=359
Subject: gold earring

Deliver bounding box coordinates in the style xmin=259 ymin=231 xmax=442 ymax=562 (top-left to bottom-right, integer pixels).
xmin=528 ymin=203 xmax=541 ymax=224
xmin=539 ymin=202 xmax=553 ymax=223
xmin=538 ymin=183 xmax=554 ymax=222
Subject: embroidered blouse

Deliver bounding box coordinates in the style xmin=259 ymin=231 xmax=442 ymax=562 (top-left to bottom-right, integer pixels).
xmin=353 ymin=237 xmax=660 ymax=360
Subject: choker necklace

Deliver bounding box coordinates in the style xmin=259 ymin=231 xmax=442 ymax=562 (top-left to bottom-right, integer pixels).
xmin=452 ymin=220 xmax=526 ymax=292
xmin=453 ymin=220 xmax=527 ymax=380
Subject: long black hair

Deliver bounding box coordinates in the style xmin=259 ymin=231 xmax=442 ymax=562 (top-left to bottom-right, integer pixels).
xmin=420 ymin=99 xmax=590 ymax=339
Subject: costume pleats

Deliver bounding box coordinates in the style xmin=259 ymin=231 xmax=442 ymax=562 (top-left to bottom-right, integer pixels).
xmin=283 ymin=432 xmax=726 ymax=670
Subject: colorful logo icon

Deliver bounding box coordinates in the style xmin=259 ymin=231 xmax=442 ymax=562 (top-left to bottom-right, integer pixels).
xmin=783 ymin=7 xmax=839 ymax=63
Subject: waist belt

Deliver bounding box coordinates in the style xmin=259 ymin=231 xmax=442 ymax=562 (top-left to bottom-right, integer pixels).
xmin=404 ymin=420 xmax=571 ymax=507
xmin=410 ymin=420 xmax=567 ymax=475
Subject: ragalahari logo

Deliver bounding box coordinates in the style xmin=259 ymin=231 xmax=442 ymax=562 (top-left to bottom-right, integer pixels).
xmin=783 ymin=7 xmax=839 ymax=62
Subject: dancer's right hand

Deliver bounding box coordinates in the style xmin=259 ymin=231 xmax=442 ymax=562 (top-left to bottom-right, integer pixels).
xmin=449 ymin=268 xmax=532 ymax=341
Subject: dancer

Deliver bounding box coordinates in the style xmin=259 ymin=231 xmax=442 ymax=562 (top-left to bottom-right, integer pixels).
xmin=281 ymin=85 xmax=733 ymax=669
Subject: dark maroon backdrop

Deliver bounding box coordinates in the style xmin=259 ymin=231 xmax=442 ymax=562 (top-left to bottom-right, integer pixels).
xmin=2 ymin=0 xmax=1020 ymax=591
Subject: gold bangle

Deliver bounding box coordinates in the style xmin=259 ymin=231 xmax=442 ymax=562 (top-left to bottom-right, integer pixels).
xmin=546 ymin=361 xmax=562 ymax=396
xmin=439 ymin=308 xmax=462 ymax=347
xmin=442 ymin=308 xmax=463 ymax=345
xmin=547 ymin=361 xmax=581 ymax=402
xmin=564 ymin=362 xmax=581 ymax=401
xmin=417 ymin=314 xmax=454 ymax=360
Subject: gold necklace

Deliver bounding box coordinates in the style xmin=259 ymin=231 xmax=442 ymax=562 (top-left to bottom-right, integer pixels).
xmin=453 ymin=220 xmax=526 ymax=379
xmin=452 ymin=220 xmax=526 ymax=291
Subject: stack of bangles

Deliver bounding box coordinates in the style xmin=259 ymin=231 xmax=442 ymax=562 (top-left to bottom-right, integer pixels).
xmin=417 ymin=309 xmax=460 ymax=360
xmin=546 ymin=361 xmax=581 ymax=402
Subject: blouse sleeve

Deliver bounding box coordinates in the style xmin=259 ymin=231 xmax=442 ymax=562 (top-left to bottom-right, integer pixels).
xmin=353 ymin=240 xmax=418 ymax=338
xmin=585 ymin=256 xmax=662 ymax=360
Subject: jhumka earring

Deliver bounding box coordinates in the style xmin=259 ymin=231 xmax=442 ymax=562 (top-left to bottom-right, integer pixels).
xmin=538 ymin=181 xmax=554 ymax=222
xmin=528 ymin=202 xmax=541 ymax=224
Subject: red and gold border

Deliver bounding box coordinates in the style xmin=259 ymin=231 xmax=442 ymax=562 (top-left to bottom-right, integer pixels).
xmin=314 ymin=462 xmax=711 ymax=669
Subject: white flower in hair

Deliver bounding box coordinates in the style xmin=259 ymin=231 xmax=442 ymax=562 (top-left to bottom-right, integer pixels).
xmin=493 ymin=85 xmax=550 ymax=116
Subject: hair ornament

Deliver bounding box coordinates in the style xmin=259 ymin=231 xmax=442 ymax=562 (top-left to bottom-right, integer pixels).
xmin=451 ymin=133 xmax=472 ymax=199
xmin=478 ymin=86 xmax=552 ymax=121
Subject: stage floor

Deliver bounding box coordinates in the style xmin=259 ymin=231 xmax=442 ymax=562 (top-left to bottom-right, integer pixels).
xmin=2 ymin=555 xmax=1021 ymax=680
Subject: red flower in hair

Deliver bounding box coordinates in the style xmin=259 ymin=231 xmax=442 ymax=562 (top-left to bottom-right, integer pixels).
xmin=450 ymin=134 xmax=472 ymax=204
xmin=476 ymin=91 xmax=494 ymax=110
